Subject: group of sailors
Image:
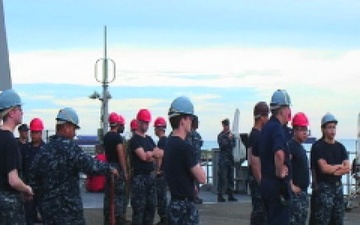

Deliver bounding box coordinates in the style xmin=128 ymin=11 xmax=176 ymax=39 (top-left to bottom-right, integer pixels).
xmin=0 ymin=88 xmax=352 ymax=225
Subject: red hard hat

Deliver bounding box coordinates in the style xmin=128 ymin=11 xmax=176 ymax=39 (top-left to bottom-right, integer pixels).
xmin=292 ymin=112 xmax=309 ymax=127
xmin=118 ymin=114 xmax=125 ymax=125
xmin=30 ymin=118 xmax=44 ymax=131
xmin=154 ymin=117 xmax=167 ymax=128
xmin=136 ymin=109 xmax=151 ymax=122
xmin=130 ymin=119 xmax=138 ymax=130
xmin=108 ymin=112 xmax=119 ymax=125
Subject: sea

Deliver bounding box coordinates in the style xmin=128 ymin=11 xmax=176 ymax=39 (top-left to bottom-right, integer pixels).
xmin=201 ymin=139 xmax=359 ymax=195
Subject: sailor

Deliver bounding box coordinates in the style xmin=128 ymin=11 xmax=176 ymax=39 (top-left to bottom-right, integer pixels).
xmin=29 ymin=107 xmax=118 ymax=225
xmin=0 ymin=89 xmax=33 ymax=224
xmin=288 ymin=113 xmax=310 ymax=225
xmin=311 ymin=113 xmax=351 ymax=225
xmin=259 ymin=89 xmax=292 ymax=225
xmin=186 ymin=115 xmax=204 ymax=204
xmin=17 ymin=123 xmax=29 ymax=150
xmin=164 ymin=96 xmax=206 ymax=225
xmin=103 ymin=112 xmax=128 ymax=225
xmin=129 ymin=109 xmax=162 ymax=225
xmin=248 ymin=101 xmax=269 ymax=225
xmin=153 ymin=116 xmax=169 ymax=225
xmin=22 ymin=118 xmax=46 ymax=225
xmin=217 ymin=118 xmax=238 ymax=202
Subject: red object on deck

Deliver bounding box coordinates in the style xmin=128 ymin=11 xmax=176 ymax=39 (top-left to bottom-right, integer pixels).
xmin=85 ymin=153 xmax=106 ymax=192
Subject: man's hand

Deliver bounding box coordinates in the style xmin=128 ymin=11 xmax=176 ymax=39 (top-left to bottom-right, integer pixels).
xmin=291 ymin=184 xmax=301 ymax=194
xmin=111 ymin=168 xmax=119 ymax=177
xmin=276 ymin=165 xmax=288 ymax=178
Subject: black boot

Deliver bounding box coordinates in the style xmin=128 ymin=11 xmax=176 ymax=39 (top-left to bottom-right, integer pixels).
xmin=228 ymin=193 xmax=238 ymax=202
xmin=217 ymin=194 xmax=226 ymax=202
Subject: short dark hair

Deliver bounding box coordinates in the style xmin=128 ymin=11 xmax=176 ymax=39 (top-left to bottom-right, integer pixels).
xmin=169 ymin=114 xmax=188 ymax=129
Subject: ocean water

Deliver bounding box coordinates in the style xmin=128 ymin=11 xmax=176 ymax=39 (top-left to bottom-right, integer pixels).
xmin=201 ymin=139 xmax=359 ymax=195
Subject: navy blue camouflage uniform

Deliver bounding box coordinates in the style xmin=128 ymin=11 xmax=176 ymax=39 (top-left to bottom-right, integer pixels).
xmin=248 ymin=128 xmax=267 ymax=225
xmin=29 ymin=135 xmax=115 ymax=225
xmin=311 ymin=139 xmax=348 ymax=225
xmin=129 ymin=133 xmax=157 ymax=225
xmin=288 ymin=139 xmax=310 ymax=225
xmin=217 ymin=130 xmax=236 ymax=194
xmin=186 ymin=130 xmax=203 ymax=198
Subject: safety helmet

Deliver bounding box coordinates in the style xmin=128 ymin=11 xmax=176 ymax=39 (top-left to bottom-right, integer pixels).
xmin=254 ymin=101 xmax=270 ymax=118
xmin=30 ymin=118 xmax=44 ymax=131
xmin=130 ymin=119 xmax=138 ymax=130
xmin=168 ymin=96 xmax=194 ymax=118
xmin=321 ymin=113 xmax=338 ymax=127
xmin=108 ymin=112 xmax=119 ymax=126
xmin=56 ymin=107 xmax=80 ymax=129
xmin=0 ymin=89 xmax=22 ymax=111
xmin=137 ymin=109 xmax=151 ymax=122
xmin=118 ymin=114 xmax=125 ymax=125
xmin=292 ymin=112 xmax=309 ymax=127
xmin=270 ymin=89 xmax=291 ymax=109
xmin=154 ymin=117 xmax=167 ymax=128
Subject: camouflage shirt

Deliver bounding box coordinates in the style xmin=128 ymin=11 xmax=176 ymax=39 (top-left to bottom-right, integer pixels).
xmin=217 ymin=130 xmax=236 ymax=161
xmin=29 ymin=135 xmax=113 ymax=224
xmin=186 ymin=130 xmax=203 ymax=163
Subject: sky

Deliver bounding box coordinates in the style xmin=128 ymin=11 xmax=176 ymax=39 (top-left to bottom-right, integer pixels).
xmin=2 ymin=0 xmax=360 ymax=140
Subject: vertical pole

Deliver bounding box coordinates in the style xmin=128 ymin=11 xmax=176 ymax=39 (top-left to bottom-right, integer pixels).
xmin=0 ymin=0 xmax=12 ymax=91
xmin=102 ymin=26 xmax=109 ymax=137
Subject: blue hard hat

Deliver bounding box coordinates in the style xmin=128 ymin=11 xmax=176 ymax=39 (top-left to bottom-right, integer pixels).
xmin=270 ymin=89 xmax=291 ymax=109
xmin=0 ymin=89 xmax=22 ymax=111
xmin=168 ymin=96 xmax=195 ymax=118
xmin=56 ymin=107 xmax=80 ymax=129
xmin=321 ymin=113 xmax=338 ymax=127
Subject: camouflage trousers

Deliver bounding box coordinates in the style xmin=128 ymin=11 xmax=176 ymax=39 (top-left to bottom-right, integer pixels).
xmin=156 ymin=175 xmax=168 ymax=219
xmin=0 ymin=191 xmax=26 ymax=225
xmin=217 ymin=160 xmax=234 ymax=194
xmin=248 ymin=176 xmax=267 ymax=225
xmin=103 ymin=173 xmax=126 ymax=225
xmin=289 ymin=190 xmax=309 ymax=225
xmin=308 ymin=188 xmax=317 ymax=225
xmin=313 ymin=182 xmax=344 ymax=225
xmin=168 ymin=199 xmax=199 ymax=225
xmin=131 ymin=174 xmax=156 ymax=225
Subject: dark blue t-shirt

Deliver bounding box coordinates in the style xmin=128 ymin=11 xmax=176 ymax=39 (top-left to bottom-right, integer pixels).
xmin=311 ymin=139 xmax=348 ymax=184
xmin=249 ymin=128 xmax=261 ymax=157
xmin=288 ymin=139 xmax=310 ymax=190
xmin=259 ymin=116 xmax=291 ymax=180
xmin=157 ymin=136 xmax=167 ymax=171
xmin=0 ymin=130 xmax=22 ymax=192
xmin=129 ymin=133 xmax=156 ymax=173
xmin=164 ymin=136 xmax=198 ymax=199
xmin=103 ymin=132 xmax=124 ymax=164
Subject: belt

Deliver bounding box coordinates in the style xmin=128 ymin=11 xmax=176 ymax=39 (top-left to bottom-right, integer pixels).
xmin=321 ymin=180 xmax=342 ymax=186
xmin=171 ymin=196 xmax=194 ymax=202
xmin=133 ymin=170 xmax=152 ymax=176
